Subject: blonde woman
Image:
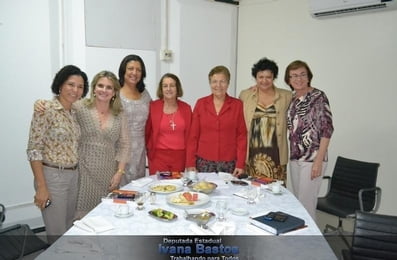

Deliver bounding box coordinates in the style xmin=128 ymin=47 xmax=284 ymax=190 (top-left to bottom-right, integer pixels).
xmin=35 ymin=71 xmax=131 ymax=218
xmin=74 ymin=71 xmax=131 ymax=218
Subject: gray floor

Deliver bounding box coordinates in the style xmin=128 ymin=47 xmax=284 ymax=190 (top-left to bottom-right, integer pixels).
xmin=316 ymin=211 xmax=355 ymax=260
xmin=324 ymin=233 xmax=351 ymax=259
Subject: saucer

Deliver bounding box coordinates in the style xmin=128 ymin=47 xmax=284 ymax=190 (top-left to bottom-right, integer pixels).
xmin=114 ymin=211 xmax=134 ymax=218
xmin=231 ymin=207 xmax=249 ymax=216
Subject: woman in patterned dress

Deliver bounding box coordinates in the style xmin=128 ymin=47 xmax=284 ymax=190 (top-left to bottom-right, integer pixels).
xmin=285 ymin=60 xmax=334 ymax=220
xmin=74 ymin=71 xmax=131 ymax=218
xmin=118 ymin=55 xmax=151 ymax=184
xmin=239 ymin=58 xmax=292 ymax=183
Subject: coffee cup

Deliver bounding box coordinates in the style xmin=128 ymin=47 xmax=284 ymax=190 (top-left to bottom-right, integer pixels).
xmin=117 ymin=204 xmax=130 ymax=215
xmin=271 ymin=182 xmax=281 ymax=194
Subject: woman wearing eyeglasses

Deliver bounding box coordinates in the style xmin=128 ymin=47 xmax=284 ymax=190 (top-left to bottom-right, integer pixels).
xmin=285 ymin=60 xmax=334 ymax=220
xmin=186 ymin=65 xmax=247 ymax=175
xmin=239 ymin=58 xmax=292 ymax=183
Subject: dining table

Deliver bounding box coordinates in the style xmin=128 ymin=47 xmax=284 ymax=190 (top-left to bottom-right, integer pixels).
xmin=36 ymin=172 xmax=337 ymax=260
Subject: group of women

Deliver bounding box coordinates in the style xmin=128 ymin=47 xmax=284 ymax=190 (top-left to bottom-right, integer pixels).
xmin=27 ymin=55 xmax=333 ymax=242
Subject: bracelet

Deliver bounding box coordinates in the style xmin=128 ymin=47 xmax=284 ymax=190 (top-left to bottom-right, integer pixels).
xmin=116 ymin=169 xmax=125 ymax=175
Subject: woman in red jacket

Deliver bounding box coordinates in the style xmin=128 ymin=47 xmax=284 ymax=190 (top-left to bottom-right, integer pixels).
xmin=145 ymin=73 xmax=192 ymax=175
xmin=186 ymin=66 xmax=247 ymax=175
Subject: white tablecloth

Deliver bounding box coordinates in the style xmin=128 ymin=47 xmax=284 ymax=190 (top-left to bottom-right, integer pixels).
xmin=66 ymin=172 xmax=322 ymax=236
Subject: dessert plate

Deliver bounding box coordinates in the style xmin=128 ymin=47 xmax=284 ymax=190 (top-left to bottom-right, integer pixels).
xmin=167 ymin=192 xmax=210 ymax=208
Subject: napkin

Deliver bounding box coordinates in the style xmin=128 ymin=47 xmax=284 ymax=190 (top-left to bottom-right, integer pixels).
xmin=211 ymin=221 xmax=236 ymax=235
xmin=130 ymin=177 xmax=154 ymax=187
xmin=73 ymin=216 xmax=114 ymax=233
xmin=189 ymin=224 xmax=215 ymax=235
xmin=189 ymin=222 xmax=236 ymax=235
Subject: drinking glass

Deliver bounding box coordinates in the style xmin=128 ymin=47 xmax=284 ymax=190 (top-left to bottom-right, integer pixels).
xmin=136 ymin=192 xmax=147 ymax=210
xmin=246 ymin=186 xmax=258 ymax=204
xmin=215 ymin=200 xmax=228 ymax=222
xmin=182 ymin=171 xmax=190 ymax=187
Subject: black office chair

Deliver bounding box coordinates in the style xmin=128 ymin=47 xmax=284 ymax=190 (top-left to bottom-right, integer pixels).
xmin=0 ymin=203 xmax=49 ymax=259
xmin=317 ymin=156 xmax=381 ymax=246
xmin=342 ymin=211 xmax=397 ymax=260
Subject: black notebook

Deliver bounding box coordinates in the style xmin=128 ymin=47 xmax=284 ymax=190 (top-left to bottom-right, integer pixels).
xmin=249 ymin=211 xmax=305 ymax=235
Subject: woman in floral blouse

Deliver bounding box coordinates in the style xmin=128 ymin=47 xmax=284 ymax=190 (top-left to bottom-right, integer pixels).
xmin=27 ymin=65 xmax=89 ymax=243
xmin=285 ymin=60 xmax=334 ymax=220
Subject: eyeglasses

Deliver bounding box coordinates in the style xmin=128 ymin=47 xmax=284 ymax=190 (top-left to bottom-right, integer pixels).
xmin=289 ymin=73 xmax=308 ymax=79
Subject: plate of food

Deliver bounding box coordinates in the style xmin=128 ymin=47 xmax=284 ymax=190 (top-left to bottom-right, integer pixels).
xmin=188 ymin=181 xmax=217 ymax=194
xmin=166 ymin=191 xmax=210 ymax=208
xmin=149 ymin=182 xmax=183 ymax=194
xmin=148 ymin=208 xmax=178 ymax=222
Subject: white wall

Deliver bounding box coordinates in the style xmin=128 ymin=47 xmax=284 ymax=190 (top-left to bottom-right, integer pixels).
xmin=0 ymin=0 xmax=238 ymax=226
xmin=237 ymin=0 xmax=397 ymax=215
xmin=167 ymin=0 xmax=238 ymax=106
xmin=0 ymin=0 xmax=54 ymax=224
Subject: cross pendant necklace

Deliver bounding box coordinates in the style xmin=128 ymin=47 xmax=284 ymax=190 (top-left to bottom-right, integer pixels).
xmin=170 ymin=120 xmax=176 ymax=130
xmin=168 ymin=112 xmax=176 ymax=130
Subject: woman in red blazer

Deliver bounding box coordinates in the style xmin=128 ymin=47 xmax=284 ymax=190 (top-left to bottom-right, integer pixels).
xmin=145 ymin=73 xmax=192 ymax=175
xmin=186 ymin=66 xmax=247 ymax=175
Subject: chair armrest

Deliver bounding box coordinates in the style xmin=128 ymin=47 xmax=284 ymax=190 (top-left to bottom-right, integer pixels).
xmin=318 ymin=176 xmax=332 ymax=198
xmin=358 ymin=187 xmax=381 ymax=213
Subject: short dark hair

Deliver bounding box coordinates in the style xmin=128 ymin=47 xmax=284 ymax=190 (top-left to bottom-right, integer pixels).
xmin=284 ymin=60 xmax=313 ymax=90
xmin=157 ymin=73 xmax=183 ymax=99
xmin=118 ymin=54 xmax=147 ymax=93
xmin=51 ymin=65 xmax=89 ymax=97
xmin=251 ymin=58 xmax=278 ymax=79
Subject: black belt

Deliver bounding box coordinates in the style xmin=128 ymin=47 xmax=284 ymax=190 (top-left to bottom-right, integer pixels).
xmin=43 ymin=162 xmax=78 ymax=170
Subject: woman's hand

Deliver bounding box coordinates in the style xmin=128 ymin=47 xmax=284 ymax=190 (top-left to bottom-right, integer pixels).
xmin=34 ymin=100 xmax=47 ymax=113
xmin=34 ymin=187 xmax=50 ymax=210
xmin=232 ymin=168 xmax=244 ymax=176
xmin=311 ymin=159 xmax=323 ymax=180
xmin=109 ymin=171 xmax=123 ymax=191
xmin=250 ymin=85 xmax=258 ymax=92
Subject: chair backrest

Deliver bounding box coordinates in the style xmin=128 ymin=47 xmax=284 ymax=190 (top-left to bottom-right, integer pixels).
xmin=349 ymin=211 xmax=397 ymax=259
xmin=329 ymin=156 xmax=379 ymax=211
xmin=0 ymin=204 xmax=5 ymax=224
xmin=0 ymin=224 xmax=49 ymax=259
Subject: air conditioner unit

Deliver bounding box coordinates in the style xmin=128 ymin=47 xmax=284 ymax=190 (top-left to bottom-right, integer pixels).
xmin=310 ymin=0 xmax=397 ymax=18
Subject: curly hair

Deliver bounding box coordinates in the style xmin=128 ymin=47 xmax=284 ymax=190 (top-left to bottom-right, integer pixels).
xmin=251 ymin=58 xmax=278 ymax=79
